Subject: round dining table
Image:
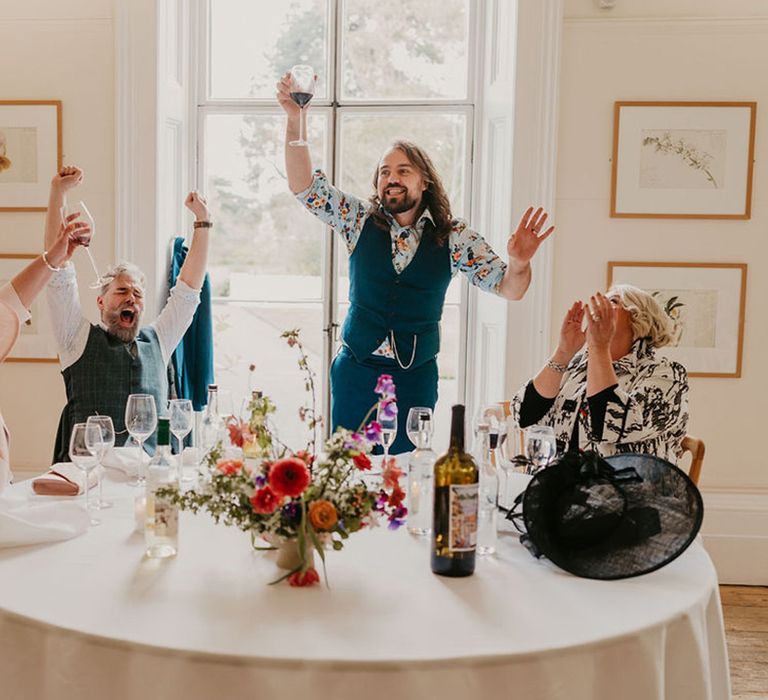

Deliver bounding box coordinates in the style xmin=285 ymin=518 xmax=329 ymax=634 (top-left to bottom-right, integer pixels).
xmin=0 ymin=472 xmax=730 ymax=700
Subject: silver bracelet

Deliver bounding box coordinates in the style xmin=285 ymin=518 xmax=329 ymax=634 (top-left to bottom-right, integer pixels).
xmin=41 ymin=250 xmax=63 ymax=272
xmin=546 ymin=359 xmax=568 ymax=373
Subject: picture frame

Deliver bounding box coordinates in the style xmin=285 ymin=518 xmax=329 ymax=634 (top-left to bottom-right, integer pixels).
xmin=607 ymin=261 xmax=747 ymax=378
xmin=610 ymin=101 xmax=756 ymax=219
xmin=0 ymin=254 xmax=58 ymax=362
xmin=0 ymin=100 xmax=62 ymax=212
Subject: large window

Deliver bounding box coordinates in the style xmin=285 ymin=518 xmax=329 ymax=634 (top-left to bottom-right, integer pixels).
xmin=197 ymin=0 xmax=477 ymax=449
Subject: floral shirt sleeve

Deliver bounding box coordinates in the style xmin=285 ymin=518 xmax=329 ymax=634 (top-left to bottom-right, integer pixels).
xmin=294 ymin=169 xmax=369 ymax=254
xmin=448 ymin=219 xmax=507 ymax=295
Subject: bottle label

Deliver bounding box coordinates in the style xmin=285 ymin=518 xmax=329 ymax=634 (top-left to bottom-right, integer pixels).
xmin=448 ymin=483 xmax=478 ymax=552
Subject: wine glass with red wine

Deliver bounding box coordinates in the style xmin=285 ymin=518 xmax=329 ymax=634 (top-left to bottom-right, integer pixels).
xmin=288 ymin=64 xmax=315 ymax=147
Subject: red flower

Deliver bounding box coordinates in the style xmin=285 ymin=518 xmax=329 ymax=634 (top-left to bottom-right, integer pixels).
xmin=388 ymin=485 xmax=405 ymax=508
xmin=268 ymin=458 xmax=311 ymax=498
xmin=353 ymin=453 xmax=372 ymax=471
xmin=250 ymin=486 xmax=281 ymax=514
xmin=216 ymin=458 xmax=243 ymax=476
xmin=288 ymin=567 xmax=320 ymax=587
xmin=226 ymin=419 xmax=251 ymax=448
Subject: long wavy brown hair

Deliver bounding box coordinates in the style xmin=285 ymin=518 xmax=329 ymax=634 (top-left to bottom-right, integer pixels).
xmin=368 ymin=141 xmax=454 ymax=246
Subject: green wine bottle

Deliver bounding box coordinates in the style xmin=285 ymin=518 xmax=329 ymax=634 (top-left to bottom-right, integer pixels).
xmin=431 ymin=404 xmax=479 ymax=577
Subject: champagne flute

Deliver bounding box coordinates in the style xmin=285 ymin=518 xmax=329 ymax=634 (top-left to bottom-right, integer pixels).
xmin=86 ymin=415 xmax=115 ymax=509
xmin=406 ymin=406 xmax=433 ymax=449
xmin=524 ymin=424 xmax=557 ymax=473
xmin=125 ymin=394 xmax=157 ymax=487
xmin=169 ymin=399 xmax=194 ymax=484
xmin=61 ymin=198 xmax=101 ymax=286
xmin=288 ymin=64 xmax=315 ymax=147
xmin=69 ymin=422 xmax=101 ymax=526
xmin=377 ymin=401 xmax=398 ymax=462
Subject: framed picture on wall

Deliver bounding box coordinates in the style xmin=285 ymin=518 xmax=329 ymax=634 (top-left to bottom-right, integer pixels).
xmin=610 ymin=101 xmax=756 ymax=219
xmin=0 ymin=254 xmax=58 ymax=362
xmin=0 ymin=101 xmax=62 ymax=212
xmin=607 ymin=261 xmax=747 ymax=378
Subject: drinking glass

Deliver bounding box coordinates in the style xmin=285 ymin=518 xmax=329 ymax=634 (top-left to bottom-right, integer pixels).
xmin=406 ymin=406 xmax=433 ymax=449
xmin=169 ymin=399 xmax=194 ymax=484
xmin=125 ymin=394 xmax=157 ymax=487
xmin=86 ymin=415 xmax=115 ymax=509
xmin=61 ymin=198 xmax=100 ymax=286
xmin=69 ymin=422 xmax=101 ymax=526
xmin=377 ymin=402 xmax=397 ymax=461
xmin=473 ymin=403 xmax=505 ymax=453
xmin=524 ymin=424 xmax=557 ymax=472
xmin=288 ymin=64 xmax=315 ymax=147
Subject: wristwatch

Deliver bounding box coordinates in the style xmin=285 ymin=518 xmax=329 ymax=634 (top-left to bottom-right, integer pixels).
xmin=193 ymin=220 xmax=213 ymax=229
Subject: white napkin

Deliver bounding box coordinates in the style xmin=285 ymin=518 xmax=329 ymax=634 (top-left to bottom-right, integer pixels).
xmin=0 ymin=500 xmax=88 ymax=547
xmin=102 ymin=446 xmax=150 ymax=476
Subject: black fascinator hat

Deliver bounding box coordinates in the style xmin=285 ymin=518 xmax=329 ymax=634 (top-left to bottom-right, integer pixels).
xmin=513 ymin=450 xmax=703 ymax=580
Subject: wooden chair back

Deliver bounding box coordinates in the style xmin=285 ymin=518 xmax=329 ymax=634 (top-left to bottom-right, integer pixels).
xmin=680 ymin=435 xmax=705 ymax=485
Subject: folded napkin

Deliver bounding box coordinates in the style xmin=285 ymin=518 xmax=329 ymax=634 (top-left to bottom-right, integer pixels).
xmin=32 ymin=463 xmax=99 ymax=496
xmin=101 ymin=446 xmax=150 ymax=476
xmin=0 ymin=501 xmax=88 ymax=547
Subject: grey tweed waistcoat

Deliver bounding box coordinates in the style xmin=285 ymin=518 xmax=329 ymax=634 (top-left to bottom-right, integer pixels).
xmin=53 ymin=325 xmax=168 ymax=463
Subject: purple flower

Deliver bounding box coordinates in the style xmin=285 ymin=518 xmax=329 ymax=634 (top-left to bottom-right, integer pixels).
xmin=387 ymin=518 xmax=405 ymax=530
xmin=344 ymin=432 xmax=365 ymax=450
xmin=365 ymin=421 xmax=382 ymax=444
xmin=375 ymin=374 xmax=396 ymax=400
xmin=280 ymin=501 xmax=301 ymax=526
xmin=253 ymin=474 xmax=267 ymax=488
xmin=378 ymin=398 xmax=398 ymax=420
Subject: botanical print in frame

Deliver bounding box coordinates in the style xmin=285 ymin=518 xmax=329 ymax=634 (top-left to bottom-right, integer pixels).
xmin=0 ymin=101 xmax=62 ymax=212
xmin=0 ymin=254 xmax=58 ymax=362
xmin=610 ymin=102 xmax=756 ymax=219
xmin=607 ymin=262 xmax=747 ymax=378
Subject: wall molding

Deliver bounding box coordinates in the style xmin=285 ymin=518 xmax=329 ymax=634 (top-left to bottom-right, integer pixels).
xmin=700 ymin=489 xmax=768 ymax=585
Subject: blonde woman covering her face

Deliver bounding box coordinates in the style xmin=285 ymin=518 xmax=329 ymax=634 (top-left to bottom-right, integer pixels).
xmin=510 ymin=285 xmax=689 ymax=463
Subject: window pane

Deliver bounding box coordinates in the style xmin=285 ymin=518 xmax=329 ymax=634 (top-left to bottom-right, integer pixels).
xmin=204 ymin=112 xmax=329 ymax=300
xmin=341 ymin=0 xmax=471 ymax=101
xmin=213 ymin=302 xmax=324 ymax=450
xmin=209 ymin=0 xmax=330 ymax=100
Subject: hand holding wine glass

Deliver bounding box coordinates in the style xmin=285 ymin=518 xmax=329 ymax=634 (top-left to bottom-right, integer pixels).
xmin=69 ymin=422 xmax=101 ymax=526
xmin=125 ymin=394 xmax=157 ymax=488
xmin=287 ymin=64 xmax=315 ymax=147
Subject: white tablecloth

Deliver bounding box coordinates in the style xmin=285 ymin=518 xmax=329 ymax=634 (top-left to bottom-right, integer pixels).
xmin=0 ymin=472 xmax=730 ymax=700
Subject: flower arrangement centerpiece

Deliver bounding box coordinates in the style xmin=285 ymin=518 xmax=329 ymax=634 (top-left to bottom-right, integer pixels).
xmin=160 ymin=330 xmax=406 ymax=587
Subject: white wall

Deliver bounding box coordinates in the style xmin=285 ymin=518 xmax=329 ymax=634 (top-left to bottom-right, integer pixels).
xmin=0 ymin=0 xmax=114 ymax=471
xmin=557 ymin=0 xmax=768 ymax=581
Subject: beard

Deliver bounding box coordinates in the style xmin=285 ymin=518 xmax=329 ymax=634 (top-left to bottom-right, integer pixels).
xmin=103 ymin=307 xmax=141 ymax=343
xmin=382 ymin=187 xmax=419 ymax=215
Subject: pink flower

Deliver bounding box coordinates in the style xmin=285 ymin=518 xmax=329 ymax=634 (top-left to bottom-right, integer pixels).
xmin=288 ymin=567 xmax=320 ymax=587
xmin=378 ymin=398 xmax=398 ymax=420
xmin=375 ymin=374 xmax=396 ymax=400
xmin=216 ymin=458 xmax=244 ymax=476
xmin=250 ymin=486 xmax=281 ymax=514
xmin=269 ymin=458 xmax=311 ymax=498
xmin=364 ymin=421 xmax=382 ymax=444
xmin=353 ymin=453 xmax=372 ymax=471
xmin=382 ymin=457 xmax=404 ymax=490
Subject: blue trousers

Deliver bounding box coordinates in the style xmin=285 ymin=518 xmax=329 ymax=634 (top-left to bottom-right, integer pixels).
xmin=330 ymin=346 xmax=438 ymax=454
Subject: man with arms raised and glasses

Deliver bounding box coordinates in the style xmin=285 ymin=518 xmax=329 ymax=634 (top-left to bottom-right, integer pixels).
xmin=45 ymin=167 xmax=212 ymax=462
xmin=276 ymin=74 xmax=555 ymax=453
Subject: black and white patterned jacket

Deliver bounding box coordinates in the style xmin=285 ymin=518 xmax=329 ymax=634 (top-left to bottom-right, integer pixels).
xmin=511 ymin=338 xmax=689 ymax=463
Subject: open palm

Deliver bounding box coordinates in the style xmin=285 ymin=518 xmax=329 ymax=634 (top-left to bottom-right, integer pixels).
xmin=507 ymin=207 xmax=555 ymax=266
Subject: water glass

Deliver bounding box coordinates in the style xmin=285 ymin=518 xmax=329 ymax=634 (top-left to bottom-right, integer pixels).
xmin=406 ymin=406 xmax=433 ymax=449
xmin=86 ymin=415 xmax=115 ymax=509
xmin=169 ymin=398 xmax=194 ymax=484
xmin=524 ymin=424 xmax=557 ymax=472
xmin=69 ymin=422 xmax=101 ymax=526
xmin=125 ymin=394 xmax=157 ymax=487
xmin=377 ymin=401 xmax=398 ymax=460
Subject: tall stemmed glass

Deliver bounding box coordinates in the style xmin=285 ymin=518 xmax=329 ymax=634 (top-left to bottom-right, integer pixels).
xmin=69 ymin=422 xmax=101 ymax=526
xmin=169 ymin=399 xmax=194 ymax=485
xmin=61 ymin=199 xmax=100 ymax=286
xmin=288 ymin=64 xmax=315 ymax=147
xmin=406 ymin=406 xmax=433 ymax=449
xmin=86 ymin=415 xmax=114 ymax=509
xmin=125 ymin=394 xmax=157 ymax=488
xmin=377 ymin=401 xmax=398 ymax=462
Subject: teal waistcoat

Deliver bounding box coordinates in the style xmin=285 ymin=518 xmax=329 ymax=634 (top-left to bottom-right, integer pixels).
xmin=341 ymin=216 xmax=452 ymax=369
xmin=53 ymin=325 xmax=168 ymax=463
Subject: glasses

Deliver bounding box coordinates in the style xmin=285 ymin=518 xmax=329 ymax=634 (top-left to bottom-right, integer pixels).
xmin=377 ymin=401 xmax=398 ymax=460
xmin=69 ymin=422 xmax=101 ymax=526
xmin=169 ymin=399 xmax=194 ymax=485
xmin=125 ymin=394 xmax=157 ymax=487
xmin=85 ymin=415 xmax=115 ymax=509
xmin=288 ymin=64 xmax=315 ymax=147
xmin=524 ymin=424 xmax=557 ymax=472
xmin=61 ymin=199 xmax=100 ymax=287
xmin=406 ymin=406 xmax=433 ymax=450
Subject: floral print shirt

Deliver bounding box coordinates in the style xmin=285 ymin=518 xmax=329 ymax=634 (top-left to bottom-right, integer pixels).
xmin=511 ymin=338 xmax=689 ymax=464
xmin=296 ymin=169 xmax=508 ymax=357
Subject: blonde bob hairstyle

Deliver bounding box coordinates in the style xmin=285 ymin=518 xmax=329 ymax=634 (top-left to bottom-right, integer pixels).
xmin=608 ymin=284 xmax=681 ymax=349
xmin=98 ymin=262 xmax=146 ymax=296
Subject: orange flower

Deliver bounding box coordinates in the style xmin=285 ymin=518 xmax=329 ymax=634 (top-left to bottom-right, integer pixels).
xmin=382 ymin=457 xmax=404 ymax=490
xmin=308 ymin=499 xmax=338 ymax=531
xmin=216 ymin=459 xmax=244 ymax=476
